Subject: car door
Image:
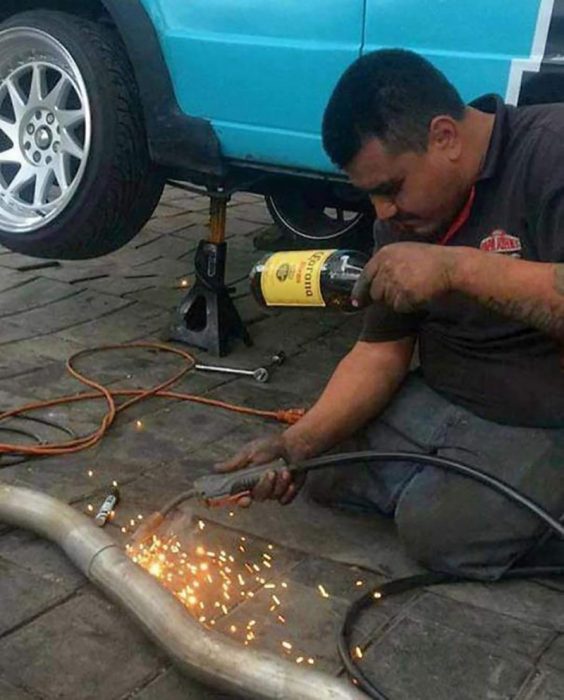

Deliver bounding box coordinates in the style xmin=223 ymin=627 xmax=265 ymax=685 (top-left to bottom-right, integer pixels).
xmin=362 ymin=0 xmax=552 ymax=105
xmin=141 ymin=0 xmax=364 ymax=173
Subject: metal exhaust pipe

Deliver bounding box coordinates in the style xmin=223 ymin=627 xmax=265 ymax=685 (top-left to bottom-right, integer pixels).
xmin=0 ymin=482 xmax=364 ymax=700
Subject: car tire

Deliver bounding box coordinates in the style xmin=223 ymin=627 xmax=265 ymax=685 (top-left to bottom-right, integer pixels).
xmin=0 ymin=10 xmax=164 ymax=259
xmin=265 ymin=190 xmax=374 ymax=251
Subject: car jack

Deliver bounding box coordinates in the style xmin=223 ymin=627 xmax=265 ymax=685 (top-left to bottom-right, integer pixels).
xmin=168 ymin=191 xmax=252 ymax=356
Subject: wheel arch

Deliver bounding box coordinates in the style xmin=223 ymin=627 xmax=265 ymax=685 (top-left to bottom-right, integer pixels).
xmin=0 ymin=0 xmax=225 ymax=179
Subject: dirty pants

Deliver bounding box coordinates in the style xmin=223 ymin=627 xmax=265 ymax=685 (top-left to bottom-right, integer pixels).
xmin=304 ymin=372 xmax=564 ymax=580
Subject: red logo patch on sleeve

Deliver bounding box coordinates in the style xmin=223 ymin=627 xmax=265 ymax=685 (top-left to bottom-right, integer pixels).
xmin=480 ymin=230 xmax=522 ymax=255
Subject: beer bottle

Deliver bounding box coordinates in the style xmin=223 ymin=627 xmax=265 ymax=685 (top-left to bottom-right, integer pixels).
xmin=250 ymin=249 xmax=369 ymax=312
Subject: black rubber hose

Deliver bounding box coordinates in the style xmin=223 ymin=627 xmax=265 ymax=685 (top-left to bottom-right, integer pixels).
xmin=300 ymin=451 xmax=564 ymax=538
xmin=314 ymin=451 xmax=564 ymax=699
xmin=161 ymin=450 xmax=564 ymax=699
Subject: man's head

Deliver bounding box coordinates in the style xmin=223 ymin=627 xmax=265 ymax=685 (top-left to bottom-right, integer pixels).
xmin=323 ymin=50 xmax=476 ymax=238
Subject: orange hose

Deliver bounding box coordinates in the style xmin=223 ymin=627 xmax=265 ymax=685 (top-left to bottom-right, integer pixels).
xmin=0 ymin=342 xmax=306 ymax=458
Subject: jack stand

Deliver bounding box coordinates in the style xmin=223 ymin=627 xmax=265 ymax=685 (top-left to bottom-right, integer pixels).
xmin=168 ymin=194 xmax=252 ymax=357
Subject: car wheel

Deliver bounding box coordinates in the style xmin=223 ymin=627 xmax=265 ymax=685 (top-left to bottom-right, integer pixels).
xmin=0 ymin=10 xmax=164 ymax=259
xmin=265 ymin=189 xmax=374 ymax=251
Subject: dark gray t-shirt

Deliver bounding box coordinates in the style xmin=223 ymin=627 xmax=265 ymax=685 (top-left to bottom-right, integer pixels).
xmin=360 ymin=95 xmax=564 ymax=428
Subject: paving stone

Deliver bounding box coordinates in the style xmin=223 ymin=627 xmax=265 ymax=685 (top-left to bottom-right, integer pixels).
xmin=133 ymin=667 xmax=243 ymax=700
xmin=35 ymin=260 xmax=117 ymax=283
xmin=83 ymin=276 xmax=157 ymax=297
xmin=115 ymin=399 xmax=246 ymax=454
xmin=0 ymin=278 xmax=79 ymax=318
xmin=0 ymin=530 xmax=85 ymax=594
xmin=125 ymin=285 xmax=185 ymax=310
xmin=0 ymin=360 xmax=90 ymax=400
xmin=539 ymin=634 xmax=564 ymax=671
xmin=56 ymin=303 xmax=163 ymax=345
xmin=0 ymin=335 xmax=86 ymax=365
xmin=438 ymin=579 xmax=564 ymax=631
xmin=213 ymin=576 xmax=365 ymax=675
xmin=406 ymin=591 xmax=554 ymax=660
xmin=232 ymin=294 xmax=270 ymax=325
xmin=2 ymin=451 xmax=108 ymax=503
xmin=99 ymin=449 xmax=229 ymax=532
xmin=206 ymin=380 xmax=315 ymax=417
xmin=131 ymin=257 xmax=193 ymax=279
xmin=0 ymin=252 xmax=56 ymax=270
xmin=133 ymin=670 xmax=221 ymax=699
xmin=249 ymin=310 xmax=343 ymax=354
xmin=0 ymin=678 xmax=37 ymax=699
xmin=0 ymin=319 xmax=33 ymax=345
xmin=0 ymin=589 xmax=165 ymax=700
xmin=520 ymin=670 xmax=564 ymax=699
xmin=169 ymin=222 xmax=210 ymax=243
xmin=126 ymin=233 xmax=193 ymax=260
xmin=227 ymin=203 xmax=272 ymax=225
xmin=144 ymin=215 xmax=201 ymax=234
xmin=0 ymin=268 xmax=40 ymax=292
xmin=187 ymin=491 xmax=422 ymax=579
xmin=361 ymin=615 xmax=532 ymax=700
xmin=0 ymin=557 xmax=73 ymax=637
xmin=225 ymin=218 xmax=265 ymax=236
xmin=6 ymin=291 xmax=131 ymax=337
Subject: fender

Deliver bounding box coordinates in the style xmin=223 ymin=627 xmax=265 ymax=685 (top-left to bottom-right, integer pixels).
xmin=100 ymin=0 xmax=225 ymax=177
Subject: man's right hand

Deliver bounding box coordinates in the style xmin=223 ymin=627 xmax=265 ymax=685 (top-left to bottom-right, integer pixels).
xmin=213 ymin=435 xmax=306 ymax=508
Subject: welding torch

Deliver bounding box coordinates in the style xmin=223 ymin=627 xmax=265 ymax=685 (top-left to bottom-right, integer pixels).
xmin=129 ymin=451 xmax=564 ymax=548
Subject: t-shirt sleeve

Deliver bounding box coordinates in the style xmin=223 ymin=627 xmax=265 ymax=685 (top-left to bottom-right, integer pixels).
xmin=358 ymin=221 xmax=424 ymax=342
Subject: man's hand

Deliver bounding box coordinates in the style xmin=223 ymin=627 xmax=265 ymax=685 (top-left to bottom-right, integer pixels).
xmin=352 ymin=242 xmax=459 ymax=312
xmin=214 ymin=435 xmax=306 ymax=508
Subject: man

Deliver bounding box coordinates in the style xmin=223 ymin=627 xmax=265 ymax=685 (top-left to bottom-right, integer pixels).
xmin=217 ymin=50 xmax=564 ymax=580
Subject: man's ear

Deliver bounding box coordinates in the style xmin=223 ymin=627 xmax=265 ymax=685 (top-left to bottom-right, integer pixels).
xmin=428 ymin=115 xmax=462 ymax=160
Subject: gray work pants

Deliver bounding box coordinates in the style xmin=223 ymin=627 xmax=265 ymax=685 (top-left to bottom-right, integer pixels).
xmin=304 ymin=372 xmax=564 ymax=580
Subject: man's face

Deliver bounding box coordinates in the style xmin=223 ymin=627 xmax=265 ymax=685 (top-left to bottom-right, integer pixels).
xmin=346 ymin=130 xmax=470 ymax=239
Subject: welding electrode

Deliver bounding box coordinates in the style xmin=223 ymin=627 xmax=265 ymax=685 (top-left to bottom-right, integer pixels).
xmin=95 ymin=487 xmax=120 ymax=527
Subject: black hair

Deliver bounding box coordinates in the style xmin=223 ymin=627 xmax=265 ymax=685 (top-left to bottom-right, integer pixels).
xmin=322 ymin=49 xmax=466 ymax=168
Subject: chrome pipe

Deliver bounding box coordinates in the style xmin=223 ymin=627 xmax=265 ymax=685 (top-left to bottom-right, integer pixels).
xmin=0 ymin=483 xmax=364 ymax=700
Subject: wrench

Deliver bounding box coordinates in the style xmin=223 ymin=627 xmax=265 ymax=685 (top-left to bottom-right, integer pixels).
xmin=195 ymin=363 xmax=270 ymax=383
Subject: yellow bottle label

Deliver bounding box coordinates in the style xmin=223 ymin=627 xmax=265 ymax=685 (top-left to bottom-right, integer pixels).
xmin=260 ymin=250 xmax=335 ymax=307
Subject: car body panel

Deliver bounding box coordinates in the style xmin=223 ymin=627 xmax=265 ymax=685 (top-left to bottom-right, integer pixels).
xmin=140 ymin=0 xmax=364 ymax=173
xmin=139 ymin=0 xmax=558 ymax=177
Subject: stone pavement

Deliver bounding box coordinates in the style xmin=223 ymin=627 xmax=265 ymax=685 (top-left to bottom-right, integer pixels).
xmin=0 ymin=187 xmax=562 ymax=700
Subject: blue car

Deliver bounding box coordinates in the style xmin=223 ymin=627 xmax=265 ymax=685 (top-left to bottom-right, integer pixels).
xmin=0 ymin=0 xmax=562 ymax=258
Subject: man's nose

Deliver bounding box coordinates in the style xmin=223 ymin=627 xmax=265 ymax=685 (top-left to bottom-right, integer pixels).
xmin=371 ymin=196 xmax=398 ymax=221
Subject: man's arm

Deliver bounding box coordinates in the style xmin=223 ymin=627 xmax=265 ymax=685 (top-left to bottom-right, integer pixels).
xmin=215 ymin=336 xmax=415 ymax=506
xmin=283 ymin=336 xmax=416 ymax=460
xmin=451 ymin=248 xmax=564 ymax=340
xmin=352 ymin=242 xmax=564 ymax=342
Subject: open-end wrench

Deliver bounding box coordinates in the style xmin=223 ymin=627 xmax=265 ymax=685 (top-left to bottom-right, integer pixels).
xmin=195 ymin=363 xmax=270 ymax=383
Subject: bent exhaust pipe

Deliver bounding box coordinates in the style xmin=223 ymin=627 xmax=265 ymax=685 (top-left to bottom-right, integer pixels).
xmin=0 ymin=483 xmax=364 ymax=700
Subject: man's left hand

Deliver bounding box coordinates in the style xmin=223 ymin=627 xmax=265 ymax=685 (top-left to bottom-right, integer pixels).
xmin=352 ymin=242 xmax=459 ymax=312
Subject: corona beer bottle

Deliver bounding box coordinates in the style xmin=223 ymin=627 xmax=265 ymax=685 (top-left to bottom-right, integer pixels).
xmin=250 ymin=249 xmax=369 ymax=312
